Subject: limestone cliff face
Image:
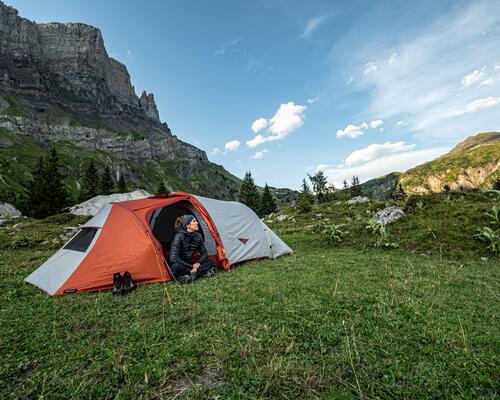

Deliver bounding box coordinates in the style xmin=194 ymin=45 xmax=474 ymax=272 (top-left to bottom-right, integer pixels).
xmin=0 ymin=1 xmax=158 ymax=121
xmin=0 ymin=1 xmax=247 ymax=202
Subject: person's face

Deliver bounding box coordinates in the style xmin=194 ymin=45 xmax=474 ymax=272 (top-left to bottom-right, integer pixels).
xmin=187 ymin=218 xmax=199 ymax=231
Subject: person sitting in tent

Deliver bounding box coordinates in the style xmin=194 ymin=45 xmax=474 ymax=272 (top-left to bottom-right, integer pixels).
xmin=169 ymin=214 xmax=215 ymax=283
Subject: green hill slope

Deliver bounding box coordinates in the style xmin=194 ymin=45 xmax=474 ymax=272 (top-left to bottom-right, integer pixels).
xmin=360 ymin=132 xmax=500 ymax=198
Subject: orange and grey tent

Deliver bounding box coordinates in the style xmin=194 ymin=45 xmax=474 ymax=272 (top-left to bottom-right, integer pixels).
xmin=25 ymin=192 xmax=292 ymax=295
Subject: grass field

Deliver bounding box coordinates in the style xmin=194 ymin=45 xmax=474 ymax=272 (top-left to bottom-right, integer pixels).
xmin=0 ymin=194 xmax=499 ymax=399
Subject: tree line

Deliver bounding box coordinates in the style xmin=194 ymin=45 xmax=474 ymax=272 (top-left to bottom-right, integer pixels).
xmin=238 ymin=171 xmax=277 ymax=217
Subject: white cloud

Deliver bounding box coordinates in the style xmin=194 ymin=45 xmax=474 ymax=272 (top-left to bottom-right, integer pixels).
xmin=448 ymin=96 xmax=500 ymax=117
xmin=388 ymin=53 xmax=399 ymax=65
xmin=336 ymin=119 xmax=384 ymax=138
xmin=369 ymin=119 xmax=384 ymax=129
xmin=224 ymin=140 xmax=240 ymax=151
xmin=319 ymin=147 xmax=449 ymax=188
xmin=252 ymin=149 xmax=269 ymax=159
xmin=347 ymin=1 xmax=500 ymax=142
xmin=344 ymin=141 xmax=416 ymax=166
xmin=307 ymin=96 xmax=319 ymax=104
xmin=397 ymin=120 xmax=405 ymax=125
xmin=247 ymin=102 xmax=307 ymax=147
xmin=301 ymin=15 xmax=329 ymax=38
xmin=336 ymin=124 xmax=364 ymax=138
xmin=364 ymin=61 xmax=378 ymax=76
xmin=251 ymin=117 xmax=268 ymax=133
xmin=480 ymin=77 xmax=495 ymax=85
xmin=127 ymin=50 xmax=132 ymax=55
xmin=210 ymin=147 xmax=220 ymax=156
xmin=346 ymin=76 xmax=354 ymax=85
xmin=269 ymin=102 xmax=306 ymax=135
xmin=494 ymin=63 xmax=500 ymax=71
xmin=461 ymin=67 xmax=486 ymax=87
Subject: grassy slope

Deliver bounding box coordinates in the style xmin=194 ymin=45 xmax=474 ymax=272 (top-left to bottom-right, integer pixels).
xmin=401 ymin=132 xmax=500 ymax=190
xmin=0 ymin=193 xmax=498 ymax=398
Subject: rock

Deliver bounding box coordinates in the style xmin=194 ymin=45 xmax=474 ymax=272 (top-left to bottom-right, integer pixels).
xmin=0 ymin=202 xmax=21 ymax=217
xmin=70 ymin=190 xmax=151 ymax=216
xmin=12 ymin=223 xmax=22 ymax=229
xmin=374 ymin=206 xmax=406 ymax=225
xmin=62 ymin=226 xmax=79 ymax=235
xmin=347 ymin=196 xmax=370 ymax=205
xmin=0 ymin=218 xmax=12 ymax=227
xmin=480 ymin=257 xmax=488 ymax=262
xmin=276 ymin=215 xmax=289 ymax=222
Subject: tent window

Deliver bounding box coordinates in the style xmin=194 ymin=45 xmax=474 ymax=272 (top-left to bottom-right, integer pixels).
xmin=63 ymin=228 xmax=97 ymax=252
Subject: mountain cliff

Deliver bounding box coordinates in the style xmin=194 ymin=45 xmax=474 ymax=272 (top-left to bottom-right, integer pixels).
xmin=0 ymin=2 xmax=254 ymax=205
xmin=361 ymin=132 xmax=500 ymax=198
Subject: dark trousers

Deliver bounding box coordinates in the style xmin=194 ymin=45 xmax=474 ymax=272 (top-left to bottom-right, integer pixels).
xmin=170 ymin=258 xmax=213 ymax=280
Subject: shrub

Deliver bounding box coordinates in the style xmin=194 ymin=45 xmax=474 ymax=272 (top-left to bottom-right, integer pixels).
xmin=313 ymin=221 xmax=348 ymax=246
xmin=365 ymin=219 xmax=399 ymax=249
xmin=474 ymin=227 xmax=499 ymax=254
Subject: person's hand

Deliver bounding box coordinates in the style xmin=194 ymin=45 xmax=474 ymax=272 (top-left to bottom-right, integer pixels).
xmin=191 ymin=262 xmax=201 ymax=272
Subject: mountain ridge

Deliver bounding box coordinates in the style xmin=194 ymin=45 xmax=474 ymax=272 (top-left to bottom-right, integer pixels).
xmin=360 ymin=132 xmax=500 ymax=198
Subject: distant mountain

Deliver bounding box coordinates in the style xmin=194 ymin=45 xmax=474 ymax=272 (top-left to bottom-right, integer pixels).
xmin=361 ymin=132 xmax=500 ymax=198
xmin=0 ymin=2 xmax=296 ymax=207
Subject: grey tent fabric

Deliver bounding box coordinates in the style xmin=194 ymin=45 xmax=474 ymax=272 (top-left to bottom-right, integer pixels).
xmin=24 ymin=204 xmax=112 ymax=295
xmin=193 ymin=195 xmax=292 ymax=264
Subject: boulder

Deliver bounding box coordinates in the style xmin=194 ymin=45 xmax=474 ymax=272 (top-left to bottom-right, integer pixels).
xmin=347 ymin=196 xmax=370 ymax=205
xmin=374 ymin=206 xmax=406 ymax=225
xmin=0 ymin=202 xmax=21 ymax=217
xmin=70 ymin=190 xmax=151 ymax=216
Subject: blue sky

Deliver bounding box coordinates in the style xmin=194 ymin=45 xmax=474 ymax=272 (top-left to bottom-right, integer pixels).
xmin=8 ymin=0 xmax=500 ymax=189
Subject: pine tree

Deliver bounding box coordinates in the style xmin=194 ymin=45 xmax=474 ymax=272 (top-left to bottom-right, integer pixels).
xmin=308 ymin=170 xmax=329 ymax=203
xmin=396 ymin=183 xmax=406 ymax=200
xmin=156 ymin=181 xmax=168 ymax=195
xmin=350 ymin=175 xmax=362 ymax=197
xmin=239 ymin=171 xmax=261 ymax=215
xmin=26 ymin=148 xmax=69 ymax=218
xmin=297 ymin=178 xmax=313 ymax=213
xmin=80 ymin=160 xmax=98 ymax=201
xmin=342 ymin=179 xmax=349 ymax=191
xmin=98 ymin=165 xmax=114 ymax=195
xmin=116 ymin=174 xmax=128 ymax=193
xmin=260 ymin=183 xmax=277 ymax=216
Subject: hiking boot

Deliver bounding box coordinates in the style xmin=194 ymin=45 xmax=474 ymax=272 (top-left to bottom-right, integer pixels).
xmin=112 ymin=273 xmax=124 ymax=295
xmin=178 ymin=275 xmax=193 ymax=284
xmin=122 ymin=271 xmax=135 ymax=293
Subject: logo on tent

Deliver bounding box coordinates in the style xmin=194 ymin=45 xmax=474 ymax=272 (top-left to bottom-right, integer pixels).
xmin=238 ymin=238 xmax=249 ymax=245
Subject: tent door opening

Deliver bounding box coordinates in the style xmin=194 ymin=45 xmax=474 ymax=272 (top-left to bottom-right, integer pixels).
xmin=149 ymin=200 xmax=217 ymax=258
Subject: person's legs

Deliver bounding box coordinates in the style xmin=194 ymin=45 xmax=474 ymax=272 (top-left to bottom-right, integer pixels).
xmin=195 ymin=259 xmax=214 ymax=279
xmin=169 ymin=262 xmax=191 ymax=280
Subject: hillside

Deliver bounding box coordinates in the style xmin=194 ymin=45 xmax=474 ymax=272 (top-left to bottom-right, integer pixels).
xmin=0 ymin=191 xmax=498 ymax=397
xmin=0 ymin=2 xmax=296 ymax=207
xmin=361 ymin=132 xmax=500 ymax=198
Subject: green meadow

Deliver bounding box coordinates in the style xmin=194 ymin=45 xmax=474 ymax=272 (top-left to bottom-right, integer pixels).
xmin=0 ymin=192 xmax=498 ymax=399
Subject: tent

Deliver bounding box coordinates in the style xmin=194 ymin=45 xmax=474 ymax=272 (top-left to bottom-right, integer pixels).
xmin=25 ymin=192 xmax=292 ymax=295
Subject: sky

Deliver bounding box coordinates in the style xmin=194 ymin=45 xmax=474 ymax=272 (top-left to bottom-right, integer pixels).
xmin=7 ymin=0 xmax=500 ymax=189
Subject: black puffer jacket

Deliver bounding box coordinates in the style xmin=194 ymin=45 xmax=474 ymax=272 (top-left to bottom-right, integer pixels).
xmin=169 ymin=228 xmax=208 ymax=268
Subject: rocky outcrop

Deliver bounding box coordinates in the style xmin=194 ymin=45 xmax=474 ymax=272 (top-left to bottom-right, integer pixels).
xmin=0 ymin=1 xmax=159 ymax=122
xmin=348 ymin=196 xmax=370 ymax=205
xmin=374 ymin=206 xmax=405 ymax=225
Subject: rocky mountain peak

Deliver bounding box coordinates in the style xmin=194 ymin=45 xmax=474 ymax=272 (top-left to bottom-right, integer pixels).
xmin=0 ymin=0 xmax=160 ymax=123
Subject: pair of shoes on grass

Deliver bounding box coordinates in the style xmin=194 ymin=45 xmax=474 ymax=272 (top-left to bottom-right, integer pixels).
xmin=205 ymin=267 xmax=217 ymax=278
xmin=112 ymin=271 xmax=135 ymax=295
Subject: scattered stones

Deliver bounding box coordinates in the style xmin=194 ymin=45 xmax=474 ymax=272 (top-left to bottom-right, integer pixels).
xmin=276 ymin=215 xmax=289 ymax=222
xmin=480 ymin=257 xmax=488 ymax=262
xmin=12 ymin=223 xmax=23 ymax=229
xmin=347 ymin=196 xmax=370 ymax=205
xmin=374 ymin=206 xmax=406 ymax=225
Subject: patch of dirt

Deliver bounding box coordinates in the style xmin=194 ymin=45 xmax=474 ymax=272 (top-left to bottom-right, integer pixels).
xmin=158 ymin=367 xmax=224 ymax=399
